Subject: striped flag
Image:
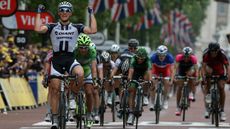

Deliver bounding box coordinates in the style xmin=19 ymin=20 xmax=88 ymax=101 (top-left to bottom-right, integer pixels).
xmin=160 ymin=9 xmax=193 ymax=49
xmin=91 ymin=0 xmax=115 ymax=13
xmin=111 ymin=0 xmax=145 ymax=21
xmin=133 ymin=0 xmax=162 ymax=31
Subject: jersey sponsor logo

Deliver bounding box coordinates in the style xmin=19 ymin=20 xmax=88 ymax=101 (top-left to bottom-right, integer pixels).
xmin=55 ymin=31 xmax=75 ymax=35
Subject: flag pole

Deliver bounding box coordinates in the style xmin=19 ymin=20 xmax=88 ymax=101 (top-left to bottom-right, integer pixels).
xmin=115 ymin=22 xmax=120 ymax=45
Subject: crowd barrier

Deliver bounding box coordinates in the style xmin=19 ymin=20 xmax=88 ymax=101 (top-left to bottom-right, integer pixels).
xmin=0 ymin=75 xmax=48 ymax=111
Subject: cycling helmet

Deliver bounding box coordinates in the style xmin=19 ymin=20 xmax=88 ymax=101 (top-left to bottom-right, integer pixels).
xmin=208 ymin=42 xmax=220 ymax=51
xmin=77 ymin=34 xmax=92 ymax=46
xmin=156 ymin=45 xmax=168 ymax=55
xmin=110 ymin=44 xmax=120 ymax=53
xmin=100 ymin=51 xmax=111 ymax=63
xmin=128 ymin=38 xmax=139 ymax=47
xmin=136 ymin=47 xmax=148 ymax=59
xmin=182 ymin=47 xmax=193 ymax=56
xmin=58 ymin=1 xmax=73 ymax=11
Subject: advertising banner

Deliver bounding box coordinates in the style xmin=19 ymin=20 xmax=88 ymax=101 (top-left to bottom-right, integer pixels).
xmin=2 ymin=11 xmax=54 ymax=30
xmin=0 ymin=0 xmax=17 ymax=16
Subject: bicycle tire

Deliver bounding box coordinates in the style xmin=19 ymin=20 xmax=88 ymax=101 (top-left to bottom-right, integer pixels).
xmin=59 ymin=92 xmax=66 ymax=129
xmin=214 ymin=94 xmax=219 ymax=127
xmin=122 ymin=90 xmax=127 ymax=129
xmin=99 ymin=89 xmax=105 ymax=126
xmin=78 ymin=93 xmax=83 ymax=129
xmin=111 ymin=91 xmax=116 ymax=122
xmin=135 ymin=89 xmax=142 ymax=129
xmin=155 ymin=93 xmax=160 ymax=124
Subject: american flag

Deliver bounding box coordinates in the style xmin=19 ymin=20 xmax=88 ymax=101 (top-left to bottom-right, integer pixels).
xmin=111 ymin=0 xmax=145 ymax=21
xmin=160 ymin=9 xmax=193 ymax=49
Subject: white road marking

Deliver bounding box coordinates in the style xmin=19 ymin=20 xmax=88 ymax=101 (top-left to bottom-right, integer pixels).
xmin=32 ymin=121 xmax=230 ymax=127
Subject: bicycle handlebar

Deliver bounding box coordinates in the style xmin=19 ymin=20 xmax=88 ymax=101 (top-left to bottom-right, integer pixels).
xmin=49 ymin=75 xmax=76 ymax=80
xmin=152 ymin=76 xmax=170 ymax=80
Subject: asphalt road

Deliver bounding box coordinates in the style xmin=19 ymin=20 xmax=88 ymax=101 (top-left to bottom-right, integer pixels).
xmin=1 ymin=86 xmax=230 ymax=129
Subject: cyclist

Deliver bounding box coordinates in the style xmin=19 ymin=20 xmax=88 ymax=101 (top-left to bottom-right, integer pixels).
xmin=127 ymin=47 xmax=152 ymax=125
xmin=202 ymin=42 xmax=229 ymax=121
xmin=150 ymin=45 xmax=174 ymax=110
xmin=34 ymin=1 xmax=97 ymax=128
xmin=110 ymin=44 xmax=120 ymax=62
xmin=174 ymin=47 xmax=198 ymax=116
xmin=109 ymin=44 xmax=121 ymax=103
xmin=98 ymin=51 xmax=116 ymax=105
xmin=42 ymin=50 xmax=53 ymax=122
xmin=74 ymin=34 xmax=97 ymax=127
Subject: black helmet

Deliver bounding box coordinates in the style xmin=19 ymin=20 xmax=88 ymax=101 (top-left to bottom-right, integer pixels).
xmin=208 ymin=42 xmax=220 ymax=51
xmin=128 ymin=38 xmax=139 ymax=47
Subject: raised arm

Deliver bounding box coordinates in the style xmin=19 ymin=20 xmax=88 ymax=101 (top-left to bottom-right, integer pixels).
xmin=34 ymin=5 xmax=48 ymax=33
xmin=83 ymin=7 xmax=97 ymax=34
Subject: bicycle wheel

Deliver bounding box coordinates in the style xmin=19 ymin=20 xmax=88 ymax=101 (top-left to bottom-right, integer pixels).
xmin=59 ymin=92 xmax=66 ymax=129
xmin=155 ymin=93 xmax=161 ymax=124
xmin=111 ymin=91 xmax=116 ymax=122
xmin=122 ymin=90 xmax=128 ymax=129
xmin=135 ymin=89 xmax=142 ymax=129
xmin=99 ymin=89 xmax=105 ymax=126
xmin=76 ymin=93 xmax=83 ymax=129
xmin=213 ymin=93 xmax=219 ymax=127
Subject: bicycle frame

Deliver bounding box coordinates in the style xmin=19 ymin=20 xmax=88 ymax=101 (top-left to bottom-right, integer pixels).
xmin=113 ymin=75 xmax=128 ymax=129
xmin=152 ymin=75 xmax=170 ymax=124
xmin=176 ymin=76 xmax=195 ymax=121
xmin=207 ymin=75 xmax=220 ymax=127
xmin=49 ymin=75 xmax=76 ymax=129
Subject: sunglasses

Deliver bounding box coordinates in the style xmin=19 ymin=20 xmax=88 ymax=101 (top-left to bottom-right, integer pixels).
xmin=136 ymin=56 xmax=145 ymax=61
xmin=79 ymin=46 xmax=89 ymax=49
xmin=129 ymin=47 xmax=137 ymax=50
xmin=59 ymin=8 xmax=72 ymax=13
xmin=158 ymin=53 xmax=166 ymax=57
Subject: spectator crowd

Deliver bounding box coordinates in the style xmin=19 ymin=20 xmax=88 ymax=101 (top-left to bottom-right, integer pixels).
xmin=0 ymin=35 xmax=48 ymax=79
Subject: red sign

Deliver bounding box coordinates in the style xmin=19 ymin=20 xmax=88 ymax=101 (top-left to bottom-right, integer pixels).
xmin=2 ymin=11 xmax=54 ymax=30
xmin=0 ymin=0 xmax=17 ymax=16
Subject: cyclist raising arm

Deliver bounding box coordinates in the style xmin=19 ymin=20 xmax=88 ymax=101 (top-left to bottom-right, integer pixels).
xmin=34 ymin=1 xmax=97 ymax=129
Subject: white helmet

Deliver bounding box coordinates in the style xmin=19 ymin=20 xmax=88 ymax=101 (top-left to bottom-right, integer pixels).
xmin=182 ymin=47 xmax=193 ymax=56
xmin=110 ymin=44 xmax=120 ymax=52
xmin=101 ymin=51 xmax=111 ymax=62
xmin=156 ymin=45 xmax=168 ymax=55
xmin=58 ymin=1 xmax=73 ymax=11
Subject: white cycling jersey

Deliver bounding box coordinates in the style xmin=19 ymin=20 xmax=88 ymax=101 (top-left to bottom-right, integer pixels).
xmin=47 ymin=22 xmax=84 ymax=53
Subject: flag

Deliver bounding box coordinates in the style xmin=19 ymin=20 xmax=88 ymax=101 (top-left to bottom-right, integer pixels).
xmin=91 ymin=0 xmax=115 ymax=13
xmin=133 ymin=0 xmax=162 ymax=31
xmin=160 ymin=9 xmax=193 ymax=49
xmin=111 ymin=0 xmax=145 ymax=21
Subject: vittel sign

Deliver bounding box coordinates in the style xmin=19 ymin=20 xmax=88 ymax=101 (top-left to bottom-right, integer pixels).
xmin=0 ymin=0 xmax=17 ymax=16
xmin=2 ymin=11 xmax=54 ymax=30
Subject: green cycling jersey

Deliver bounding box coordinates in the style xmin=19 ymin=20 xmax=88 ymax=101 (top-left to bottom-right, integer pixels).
xmin=74 ymin=46 xmax=97 ymax=77
xmin=129 ymin=56 xmax=151 ymax=80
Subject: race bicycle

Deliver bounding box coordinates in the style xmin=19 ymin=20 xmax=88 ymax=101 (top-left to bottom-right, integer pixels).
xmin=175 ymin=75 xmax=195 ymax=121
xmin=49 ymin=75 xmax=76 ymax=129
xmin=130 ymin=79 xmax=150 ymax=129
xmin=205 ymin=75 xmax=226 ymax=127
xmin=152 ymin=75 xmax=170 ymax=124
xmin=113 ymin=75 xmax=129 ymax=129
